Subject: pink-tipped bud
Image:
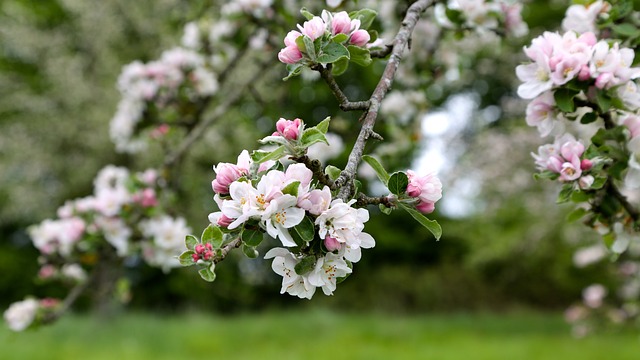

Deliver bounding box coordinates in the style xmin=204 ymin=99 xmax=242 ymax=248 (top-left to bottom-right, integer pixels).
xmin=275 ymin=118 xmax=302 ymax=140
xmin=203 ymin=251 xmax=213 ymax=261
xmin=284 ymin=30 xmax=302 ymax=47
xmin=278 ymin=45 xmax=303 ymax=64
xmin=332 ymin=11 xmax=351 ymax=35
xmin=217 ymin=214 xmax=233 ymax=228
xmin=205 ymin=243 xmax=213 ymax=251
xmin=416 ymin=201 xmax=435 ymax=214
xmin=580 ymin=159 xmax=593 ymax=171
xmin=195 ymin=244 xmax=205 ymax=254
xmin=300 ymin=17 xmax=326 ymax=41
xmin=192 ymin=253 xmax=200 ymax=262
xmin=212 ymin=163 xmax=245 ymax=195
xmin=577 ymin=65 xmax=591 ymax=81
xmin=349 ymin=29 xmax=370 ymax=47
xmin=324 ymin=235 xmax=342 ymax=252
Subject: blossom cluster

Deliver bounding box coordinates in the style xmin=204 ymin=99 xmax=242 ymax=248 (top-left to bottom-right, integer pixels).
xmin=278 ymin=10 xmax=372 ymax=65
xmin=3 ymin=298 xmax=59 ymax=332
xmin=29 ymin=165 xmax=190 ymax=273
xmin=435 ymin=0 xmax=528 ymax=37
xmin=209 ymin=150 xmax=374 ymax=298
xmin=562 ymin=0 xmax=610 ymax=35
xmin=111 ymin=47 xmax=218 ymax=153
xmin=533 ymin=134 xmax=594 ymax=188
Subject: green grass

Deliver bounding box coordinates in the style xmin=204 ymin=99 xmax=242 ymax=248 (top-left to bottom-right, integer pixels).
xmin=1 ymin=310 xmax=638 ymax=359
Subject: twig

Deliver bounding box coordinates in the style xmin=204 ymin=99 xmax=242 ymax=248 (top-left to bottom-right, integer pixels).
xmin=609 ymin=179 xmax=640 ymax=222
xmin=41 ymin=276 xmax=92 ymax=324
xmin=334 ymin=0 xmax=436 ymax=200
xmin=214 ymin=237 xmax=242 ymax=264
xmin=291 ymin=155 xmax=336 ymax=189
xmin=355 ymin=193 xmax=395 ymax=208
xmin=315 ymin=64 xmax=371 ymax=111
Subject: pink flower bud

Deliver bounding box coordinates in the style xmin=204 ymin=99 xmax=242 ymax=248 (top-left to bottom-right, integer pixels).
xmin=416 ymin=201 xmax=435 ymax=214
xmin=580 ymin=159 xmax=593 ymax=171
xmin=217 ymin=214 xmax=233 ymax=228
xmin=203 ymin=251 xmax=213 ymax=261
xmin=324 ymin=235 xmax=342 ymax=252
xmin=299 ymin=17 xmax=326 ymax=41
xmin=195 ymin=244 xmax=205 ymax=254
xmin=577 ymin=64 xmax=591 ymax=81
xmin=275 ymin=118 xmax=302 ymax=140
xmin=38 ymin=265 xmax=56 ymax=280
xmin=579 ymin=175 xmax=594 ymax=189
xmin=212 ymin=163 xmax=245 ymax=195
xmin=150 ymin=124 xmax=170 ymax=139
xmin=332 ymin=11 xmax=351 ymax=35
xmin=205 ymin=243 xmax=213 ymax=251
xmin=40 ymin=298 xmax=60 ymax=309
xmin=133 ymin=188 xmax=158 ymax=207
xmin=284 ymin=30 xmax=302 ymax=47
xmin=278 ymin=45 xmax=303 ymax=64
xmin=192 ymin=253 xmax=200 ymax=262
xmin=349 ymin=29 xmax=370 ymax=47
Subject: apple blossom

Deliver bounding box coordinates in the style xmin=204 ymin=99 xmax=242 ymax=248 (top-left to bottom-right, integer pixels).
xmin=264 ymin=248 xmax=316 ymax=299
xmin=4 ymin=299 xmax=39 ymax=332
xmin=308 ymin=253 xmax=352 ymax=296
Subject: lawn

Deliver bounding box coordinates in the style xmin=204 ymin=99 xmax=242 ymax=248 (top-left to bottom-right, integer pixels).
xmin=1 ymin=310 xmax=638 ymax=359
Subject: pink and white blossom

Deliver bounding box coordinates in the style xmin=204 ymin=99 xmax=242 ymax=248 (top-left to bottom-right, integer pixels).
xmin=308 ymin=253 xmax=352 ymax=295
xmin=4 ymin=299 xmax=40 ymax=332
xmin=264 ymin=248 xmax=316 ymax=299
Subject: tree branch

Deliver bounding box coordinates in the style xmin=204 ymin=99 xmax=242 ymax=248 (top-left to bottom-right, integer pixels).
xmin=291 ymin=155 xmax=336 ymax=189
xmin=335 ymin=0 xmax=436 ymax=200
xmin=609 ymin=179 xmax=640 ymax=222
xmin=315 ymin=64 xmax=371 ymax=111
xmin=214 ymin=237 xmax=242 ymax=264
xmin=355 ymin=193 xmax=395 ymax=208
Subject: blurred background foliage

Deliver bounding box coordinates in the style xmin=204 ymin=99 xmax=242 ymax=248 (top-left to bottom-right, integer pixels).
xmin=0 ymin=0 xmax=625 ymax=314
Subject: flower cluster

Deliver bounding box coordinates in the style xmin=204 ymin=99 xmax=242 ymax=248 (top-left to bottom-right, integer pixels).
xmin=562 ymin=1 xmax=611 ymax=35
xmin=111 ymin=47 xmax=218 ymax=153
xmin=3 ymin=298 xmax=53 ymax=332
xmin=517 ymin=31 xmax=640 ymax=100
xmin=406 ymin=170 xmax=443 ymax=214
xmin=278 ymin=10 xmax=371 ymax=65
xmin=435 ymin=0 xmax=528 ymax=37
xmin=29 ymin=165 xmax=190 ymax=272
xmin=533 ymin=134 xmax=594 ymax=188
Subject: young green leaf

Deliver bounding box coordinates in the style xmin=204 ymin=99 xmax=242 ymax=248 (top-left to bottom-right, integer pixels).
xmin=293 ymin=216 xmax=316 ymax=243
xmin=595 ymin=90 xmax=611 ymax=113
xmin=316 ymin=42 xmax=350 ymax=64
xmin=325 ymin=165 xmax=342 ymax=181
xmin=185 ymin=235 xmax=198 ymax=250
xmin=282 ymin=181 xmax=300 ymax=197
xmin=388 ymin=172 xmax=409 ymax=195
xmin=300 ymin=128 xmax=329 ymax=147
xmin=567 ymin=207 xmax=588 ymax=223
xmin=242 ymin=244 xmax=259 ymax=259
xmin=315 ymin=116 xmax=331 ymax=134
xmin=332 ymin=33 xmax=349 ymax=43
xmin=242 ymin=229 xmax=264 ymax=247
xmin=331 ymin=57 xmax=350 ymax=76
xmin=202 ymin=225 xmax=224 ymax=248
xmin=399 ymin=203 xmax=442 ymax=240
xmin=178 ymin=251 xmax=196 ymax=266
xmin=379 ymin=203 xmax=393 ymax=215
xmin=556 ymin=184 xmax=573 ymax=204
xmin=300 ymin=7 xmax=315 ymax=20
xmin=554 ymin=88 xmax=577 ymax=113
xmin=198 ymin=265 xmax=216 ymax=282
xmin=362 ymin=155 xmax=390 ymax=184
xmin=294 ymin=255 xmax=317 ymax=275
xmin=348 ymin=9 xmax=377 ymax=30
xmin=283 ymin=63 xmax=303 ymax=81
xmin=347 ymin=45 xmax=372 ymax=67
xmin=303 ymin=36 xmax=316 ymax=61
xmin=251 ymin=146 xmax=286 ymax=164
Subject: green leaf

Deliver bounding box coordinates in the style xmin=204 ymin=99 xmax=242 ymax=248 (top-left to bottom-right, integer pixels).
xmin=294 ymin=255 xmax=316 ymax=275
xmin=596 ymin=90 xmax=611 ymax=113
xmin=348 ymin=9 xmax=377 ymax=30
xmin=591 ymin=176 xmax=607 ymax=190
xmin=602 ymin=231 xmax=616 ymax=249
xmin=444 ymin=8 xmax=464 ymax=25
xmin=283 ymin=63 xmax=303 ymax=81
xmin=300 ymin=128 xmax=329 ymax=147
xmin=331 ymin=57 xmax=349 ymax=76
xmin=567 ymin=207 xmax=588 ymax=223
xmin=303 ymin=36 xmax=316 ymax=61
xmin=202 ymin=225 xmax=224 ymax=248
xmin=185 ymin=235 xmax=198 ymax=250
xmin=242 ymin=244 xmax=258 ymax=259
xmin=399 ymin=203 xmax=442 ymax=240
xmin=554 ymin=88 xmax=577 ymax=113
xmin=242 ymin=229 xmax=264 ymax=247
xmin=347 ymin=45 xmax=372 ymax=67
xmin=362 ymin=155 xmax=390 ymax=184
xmin=198 ymin=265 xmax=216 ymax=282
xmin=332 ymin=33 xmax=349 ymax=43
xmin=571 ymin=190 xmax=589 ymax=203
xmin=580 ymin=112 xmax=598 ymax=124
xmin=300 ymin=7 xmax=314 ymax=20
xmin=179 ymin=251 xmax=196 ymax=266
xmin=379 ymin=203 xmax=393 ymax=215
xmin=251 ymin=146 xmax=285 ymax=164
xmin=325 ymin=165 xmax=342 ymax=181
xmin=388 ymin=172 xmax=409 ymax=195
xmin=315 ymin=116 xmax=331 ymax=134
xmin=612 ymin=23 xmax=640 ymax=38
xmin=533 ymin=170 xmax=560 ymax=181
xmin=316 ymin=42 xmax=350 ymax=64
xmin=353 ymin=179 xmax=363 ymax=197
xmin=282 ymin=181 xmax=300 ymax=197
xmin=556 ymin=184 xmax=573 ymax=204
xmin=293 ymin=216 xmax=316 ymax=243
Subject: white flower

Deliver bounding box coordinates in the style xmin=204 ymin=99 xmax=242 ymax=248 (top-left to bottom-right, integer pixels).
xmin=264 ymin=248 xmax=316 ymax=299
xmin=583 ymin=284 xmax=607 ymax=308
xmin=308 ymin=253 xmax=352 ymax=295
xmin=262 ymin=195 xmax=305 ymax=247
xmin=94 ymin=216 xmax=131 ymax=256
xmin=4 ymin=299 xmax=39 ymax=332
xmin=573 ymin=245 xmax=607 ymax=268
xmin=138 ymin=216 xmax=192 ymax=272
xmin=61 ymin=263 xmax=87 ymax=282
xmin=316 ymin=199 xmax=374 ymax=251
